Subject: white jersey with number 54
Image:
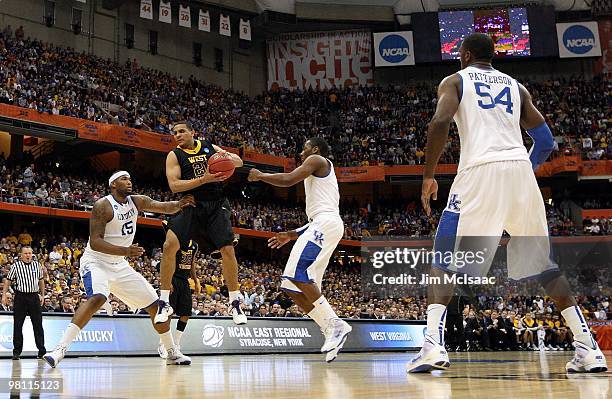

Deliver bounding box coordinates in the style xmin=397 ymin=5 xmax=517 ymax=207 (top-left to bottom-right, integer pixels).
xmin=454 ymin=66 xmax=529 ymax=172
xmin=84 ymin=194 xmax=138 ymax=263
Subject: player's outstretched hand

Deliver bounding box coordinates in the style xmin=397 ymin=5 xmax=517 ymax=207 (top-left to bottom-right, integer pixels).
xmin=268 ymin=232 xmax=291 ymax=249
xmin=248 ymin=168 xmax=263 ymax=182
xmin=421 ymin=177 xmax=438 ymax=216
xmin=201 ymin=171 xmax=229 ymax=184
xmin=178 ymin=195 xmax=196 ymax=209
xmin=126 ymin=244 xmax=145 ymax=257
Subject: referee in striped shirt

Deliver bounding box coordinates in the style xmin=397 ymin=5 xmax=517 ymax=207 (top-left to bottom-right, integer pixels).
xmin=1 ymin=246 xmax=46 ymax=359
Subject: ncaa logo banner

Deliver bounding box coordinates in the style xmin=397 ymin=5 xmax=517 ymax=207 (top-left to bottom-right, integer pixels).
xmin=373 ymin=31 xmax=415 ymax=67
xmin=556 ymin=22 xmax=602 ymax=58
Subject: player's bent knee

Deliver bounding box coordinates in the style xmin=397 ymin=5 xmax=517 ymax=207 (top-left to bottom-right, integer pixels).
xmin=536 ymin=270 xmax=562 ymax=287
xmin=88 ymin=294 xmax=107 ymax=308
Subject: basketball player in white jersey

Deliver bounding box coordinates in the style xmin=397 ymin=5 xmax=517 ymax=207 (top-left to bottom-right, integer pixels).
xmin=248 ymin=138 xmax=351 ymax=362
xmin=43 ymin=171 xmax=195 ymax=368
xmin=410 ymin=33 xmax=607 ymax=373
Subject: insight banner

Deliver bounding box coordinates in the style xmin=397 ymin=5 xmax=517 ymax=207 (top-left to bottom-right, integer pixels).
xmin=266 ymin=30 xmax=373 ymax=90
xmin=0 ymin=316 xmax=424 ymax=356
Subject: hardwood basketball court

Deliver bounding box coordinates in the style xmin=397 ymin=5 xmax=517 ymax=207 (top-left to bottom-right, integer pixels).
xmin=2 ymin=351 xmax=610 ymax=398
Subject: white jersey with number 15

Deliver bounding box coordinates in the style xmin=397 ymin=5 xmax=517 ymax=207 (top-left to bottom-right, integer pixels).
xmin=84 ymin=194 xmax=138 ymax=263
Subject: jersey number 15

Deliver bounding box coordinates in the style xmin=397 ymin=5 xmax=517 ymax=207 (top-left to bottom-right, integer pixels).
xmin=121 ymin=221 xmax=134 ymax=236
xmin=474 ymin=82 xmax=513 ymax=114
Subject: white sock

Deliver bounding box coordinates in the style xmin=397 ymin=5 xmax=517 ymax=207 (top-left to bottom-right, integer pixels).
xmin=229 ymin=290 xmax=241 ymax=303
xmin=59 ymin=323 xmax=81 ymax=348
xmin=160 ymin=290 xmax=170 ymax=303
xmin=561 ymin=306 xmax=597 ymax=349
xmin=307 ymin=304 xmax=326 ymax=328
xmin=174 ymin=330 xmax=184 ymax=346
xmin=426 ymin=304 xmax=447 ymax=346
xmin=312 ymin=296 xmax=338 ymax=326
xmin=159 ymin=331 xmax=175 ymax=352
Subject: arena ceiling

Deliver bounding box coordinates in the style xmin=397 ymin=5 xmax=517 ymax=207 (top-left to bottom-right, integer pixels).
xmin=253 ymin=0 xmax=591 ymax=14
xmin=104 ymin=0 xmax=592 ymax=26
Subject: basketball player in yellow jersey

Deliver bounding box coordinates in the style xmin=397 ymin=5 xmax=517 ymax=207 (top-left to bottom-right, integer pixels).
xmin=411 ymin=33 xmax=607 ymax=373
xmin=157 ymin=121 xmax=247 ymax=326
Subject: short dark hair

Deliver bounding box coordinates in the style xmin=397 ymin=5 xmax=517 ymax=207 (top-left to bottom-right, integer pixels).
xmin=172 ymin=120 xmax=194 ymax=131
xmin=307 ymin=137 xmax=330 ymax=157
xmin=462 ymin=33 xmax=495 ymax=61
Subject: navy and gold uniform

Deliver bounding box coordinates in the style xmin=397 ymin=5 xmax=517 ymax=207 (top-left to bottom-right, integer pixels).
xmin=167 ymin=139 xmax=234 ymax=251
xmin=171 ymin=240 xmax=199 ymax=317
xmin=522 ymin=317 xmax=537 ymax=330
xmin=163 ymin=220 xmax=199 ymax=317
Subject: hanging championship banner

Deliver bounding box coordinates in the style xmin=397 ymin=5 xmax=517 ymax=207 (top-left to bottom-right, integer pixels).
xmin=140 ymin=0 xmax=153 ymax=20
xmin=593 ymin=19 xmax=611 ymax=76
xmin=159 ymin=0 xmax=171 ymax=24
xmin=179 ymin=4 xmax=191 ymax=28
xmin=239 ymin=18 xmax=252 ymax=41
xmin=220 ymin=14 xmax=231 ymax=37
xmin=267 ymin=30 xmax=373 ymax=90
xmin=198 ymin=9 xmax=211 ymax=32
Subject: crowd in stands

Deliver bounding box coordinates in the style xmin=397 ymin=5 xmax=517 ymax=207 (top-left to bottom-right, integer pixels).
xmin=0 ymin=160 xmax=589 ymax=238
xmin=583 ymin=216 xmax=611 ymax=235
xmin=546 ymin=205 xmax=577 ymax=236
xmin=531 ymin=79 xmax=611 ymax=160
xmin=1 ymin=26 xmax=610 ymax=166
xmin=445 ymin=302 xmax=606 ymax=352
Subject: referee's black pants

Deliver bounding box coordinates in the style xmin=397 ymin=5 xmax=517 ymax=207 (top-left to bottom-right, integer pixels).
xmin=13 ymin=291 xmax=45 ymax=356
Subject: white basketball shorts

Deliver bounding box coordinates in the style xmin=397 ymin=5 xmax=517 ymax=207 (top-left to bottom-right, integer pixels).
xmin=281 ymin=213 xmax=344 ymax=293
xmin=433 ymin=160 xmax=559 ymax=281
xmin=80 ymin=253 xmax=158 ymax=311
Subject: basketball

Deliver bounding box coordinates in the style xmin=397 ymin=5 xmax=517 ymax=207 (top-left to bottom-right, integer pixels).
xmin=208 ymin=152 xmax=235 ymax=178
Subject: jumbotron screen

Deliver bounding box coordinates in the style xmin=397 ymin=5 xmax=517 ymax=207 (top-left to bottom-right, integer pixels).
xmin=439 ymin=8 xmax=530 ymax=60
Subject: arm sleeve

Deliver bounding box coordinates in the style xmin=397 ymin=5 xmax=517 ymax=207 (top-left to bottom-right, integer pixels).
xmin=526 ymin=122 xmax=555 ymax=171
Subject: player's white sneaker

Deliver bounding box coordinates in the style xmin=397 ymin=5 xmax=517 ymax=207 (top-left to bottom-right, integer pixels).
xmin=407 ymin=335 xmax=450 ymax=373
xmin=166 ymin=346 xmax=191 ymax=365
xmin=157 ymin=341 xmax=167 ymax=359
xmin=325 ymin=337 xmax=348 ymax=363
xmin=230 ymin=299 xmax=247 ymax=325
xmin=321 ymin=318 xmax=352 ymax=355
xmin=154 ymin=300 xmax=173 ymax=324
xmin=566 ymin=341 xmax=608 ymax=373
xmin=43 ymin=344 xmax=67 ymax=368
